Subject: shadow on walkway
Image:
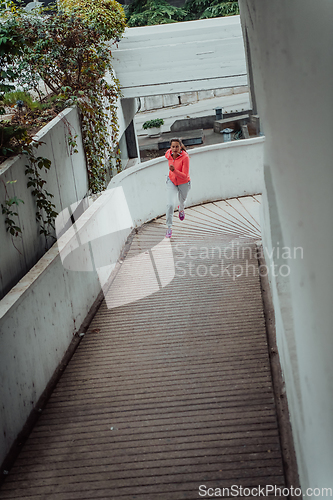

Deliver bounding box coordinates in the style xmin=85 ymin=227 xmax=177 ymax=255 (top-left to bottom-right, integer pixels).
xmin=0 ymin=196 xmax=289 ymax=500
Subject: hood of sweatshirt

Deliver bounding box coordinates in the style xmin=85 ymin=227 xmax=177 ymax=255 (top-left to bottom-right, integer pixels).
xmin=165 ymin=149 xmax=184 ymax=160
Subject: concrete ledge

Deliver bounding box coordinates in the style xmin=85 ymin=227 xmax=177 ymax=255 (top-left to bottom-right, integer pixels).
xmin=140 ymin=86 xmax=249 ymax=112
xmin=0 ymin=188 xmax=133 ymax=467
xmin=110 ymin=136 xmax=265 ymax=227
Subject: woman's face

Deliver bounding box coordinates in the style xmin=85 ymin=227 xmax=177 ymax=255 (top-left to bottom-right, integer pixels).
xmin=171 ymin=141 xmax=181 ymax=155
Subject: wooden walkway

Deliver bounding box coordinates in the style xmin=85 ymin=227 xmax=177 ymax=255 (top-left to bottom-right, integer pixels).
xmin=0 ymin=196 xmax=287 ymax=500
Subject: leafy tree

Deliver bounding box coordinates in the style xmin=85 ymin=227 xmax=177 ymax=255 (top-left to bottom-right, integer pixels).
xmin=15 ymin=8 xmax=125 ymax=191
xmin=17 ymin=12 xmax=114 ymax=95
xmin=0 ymin=0 xmax=25 ymax=111
xmin=59 ymin=0 xmax=126 ymax=40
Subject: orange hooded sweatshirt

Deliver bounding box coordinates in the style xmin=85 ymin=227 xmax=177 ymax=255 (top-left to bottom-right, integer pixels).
xmin=165 ymin=149 xmax=191 ymax=186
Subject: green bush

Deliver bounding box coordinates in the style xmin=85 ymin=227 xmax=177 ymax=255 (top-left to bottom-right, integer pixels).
xmin=59 ymin=0 xmax=126 ymax=40
xmin=125 ymin=0 xmax=187 ymax=27
xmin=142 ymin=118 xmax=164 ymax=129
xmin=2 ymin=91 xmax=41 ymax=111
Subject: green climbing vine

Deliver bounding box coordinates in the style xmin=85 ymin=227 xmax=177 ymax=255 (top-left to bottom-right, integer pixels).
xmin=1 ymin=140 xmax=59 ymax=249
xmin=23 ymin=140 xmax=58 ymax=245
xmin=1 ymin=180 xmax=24 ymax=241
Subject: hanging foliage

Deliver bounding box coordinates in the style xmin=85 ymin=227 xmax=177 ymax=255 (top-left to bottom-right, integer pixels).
xmin=188 ymin=0 xmax=239 ymax=19
xmin=125 ymin=0 xmax=239 ymax=26
xmin=1 ymin=0 xmax=126 ymax=247
xmin=59 ymin=0 xmax=126 ymax=40
xmin=125 ymin=0 xmax=187 ymax=27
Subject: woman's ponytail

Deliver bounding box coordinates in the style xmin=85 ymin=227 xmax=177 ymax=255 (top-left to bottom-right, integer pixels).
xmin=170 ymin=138 xmax=187 ymax=152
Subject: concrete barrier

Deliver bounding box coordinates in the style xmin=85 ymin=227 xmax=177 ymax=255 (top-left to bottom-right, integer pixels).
xmin=0 ymin=189 xmax=133 ymax=467
xmin=140 ymin=86 xmax=249 ymax=112
xmin=0 ymin=107 xmax=88 ymax=300
xmin=109 ymin=136 xmax=265 ymax=226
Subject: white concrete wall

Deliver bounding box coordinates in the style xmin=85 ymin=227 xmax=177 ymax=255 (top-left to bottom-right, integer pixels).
xmin=139 ymin=86 xmax=249 ymax=112
xmin=111 ymin=16 xmax=247 ymax=98
xmin=0 ymin=107 xmax=88 ymax=299
xmin=0 ymin=191 xmax=132 ymax=467
xmin=109 ymin=137 xmax=264 ymax=226
xmin=0 ymin=136 xmax=264 ymax=467
xmin=239 ymin=0 xmax=333 ymax=494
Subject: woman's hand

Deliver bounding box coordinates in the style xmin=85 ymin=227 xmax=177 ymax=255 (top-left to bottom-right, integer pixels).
xmin=169 ymin=164 xmax=175 ymax=172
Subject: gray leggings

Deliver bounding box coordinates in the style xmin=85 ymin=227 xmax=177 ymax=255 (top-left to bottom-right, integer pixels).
xmin=166 ymin=177 xmax=191 ymax=228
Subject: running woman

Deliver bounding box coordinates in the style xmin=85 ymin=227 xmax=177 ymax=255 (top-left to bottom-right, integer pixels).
xmin=165 ymin=138 xmax=191 ymax=238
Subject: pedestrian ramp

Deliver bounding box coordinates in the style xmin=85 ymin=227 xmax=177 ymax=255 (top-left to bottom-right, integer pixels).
xmin=0 ymin=195 xmax=288 ymax=500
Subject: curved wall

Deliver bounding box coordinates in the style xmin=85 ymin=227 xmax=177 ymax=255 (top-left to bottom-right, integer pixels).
xmin=109 ymin=137 xmax=264 ymax=226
